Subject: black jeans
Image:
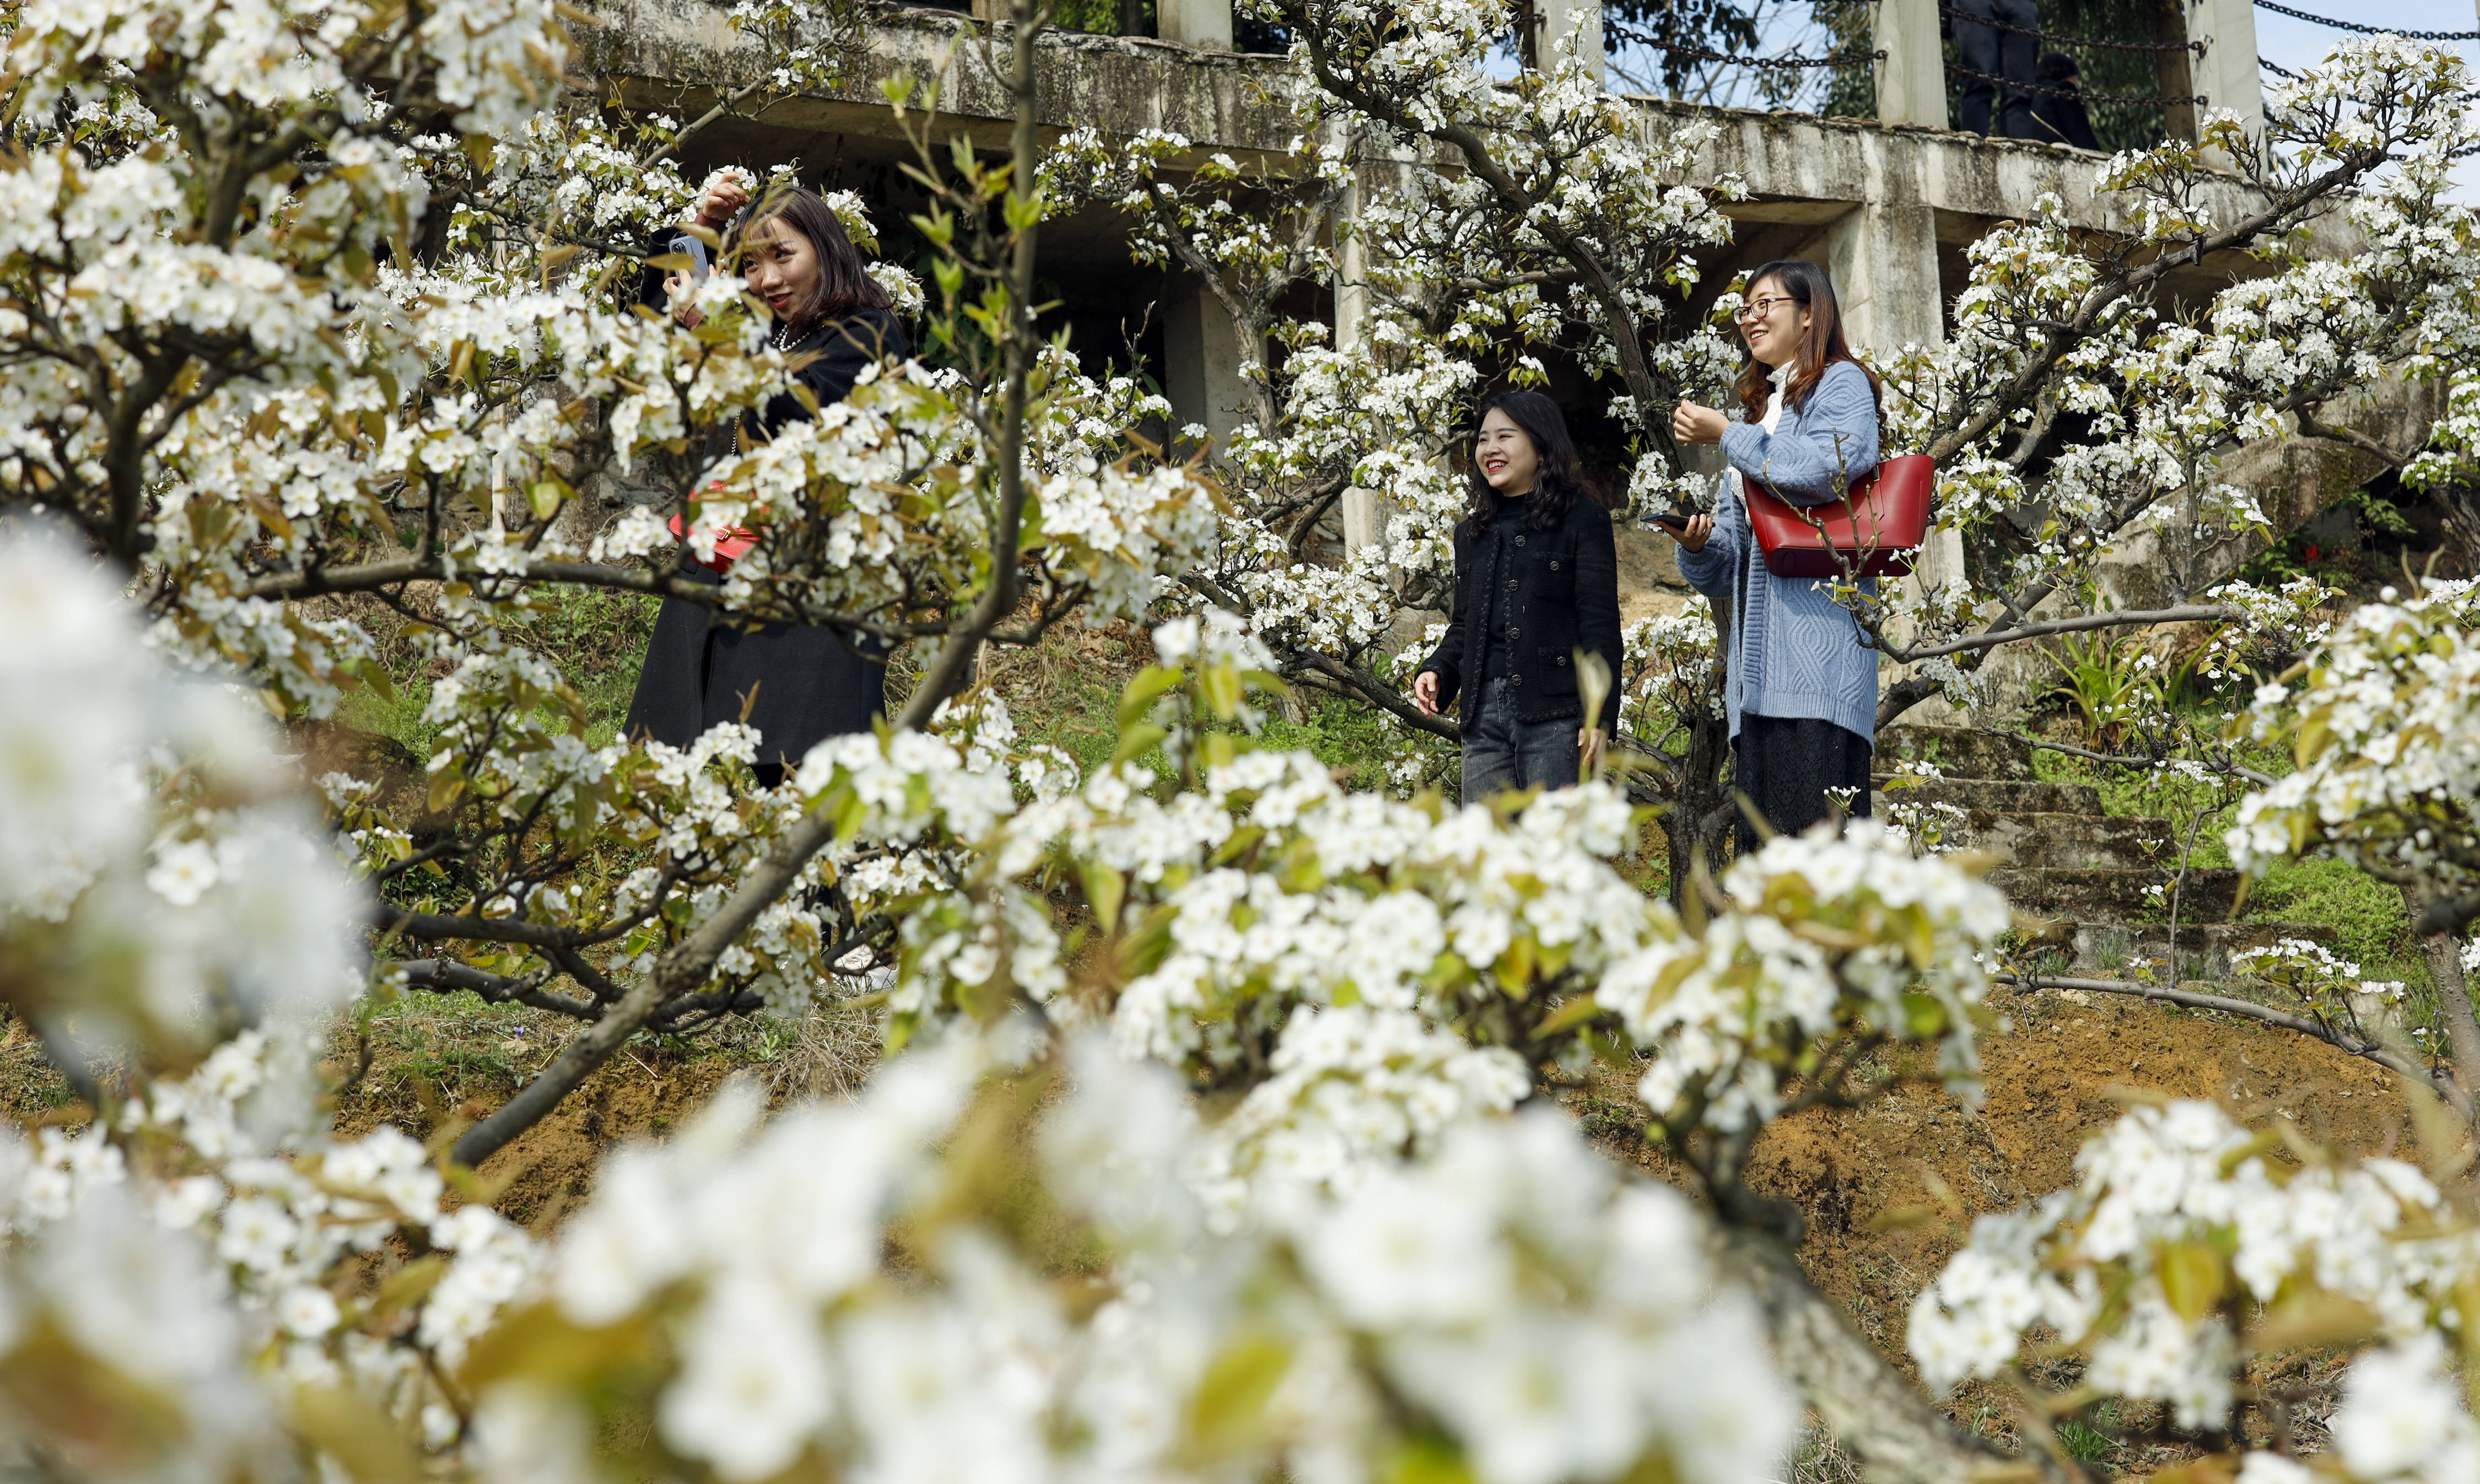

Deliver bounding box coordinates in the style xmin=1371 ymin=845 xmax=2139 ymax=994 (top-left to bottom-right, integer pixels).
xmin=1461 ymin=677 xmax=1582 ymax=807
xmin=1951 ymin=0 xmax=2039 ymax=140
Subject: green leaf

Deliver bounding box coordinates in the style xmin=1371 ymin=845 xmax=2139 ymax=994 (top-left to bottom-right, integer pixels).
xmin=1115 ymin=665 xmax=1184 ymax=732
xmin=1081 ymin=861 xmax=1127 ymax=935
xmin=2157 ymin=1239 xmax=2227 ymax=1324
xmin=1901 ymin=991 xmax=1947 ymax=1038
xmin=1532 ymin=994 xmax=1605 ymax=1040
xmin=290 ymin=1385 xmax=422 ymax=1484
xmin=1182 ymin=1335 xmax=1291 ymax=1460
xmin=1385 ymin=1436 xmax=1478 ymax=1484
xmin=1110 ymin=723 xmax=1169 ymax=770
xmin=1199 ymin=662 xmax=1243 ymax=719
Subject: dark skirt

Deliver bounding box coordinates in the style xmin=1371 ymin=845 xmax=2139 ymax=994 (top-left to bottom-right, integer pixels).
xmin=622 ymin=568 xmax=887 ymax=777
xmin=1730 ymin=714 xmax=1873 ymax=857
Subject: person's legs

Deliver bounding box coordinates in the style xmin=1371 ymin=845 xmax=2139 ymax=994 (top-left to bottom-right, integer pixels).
xmin=1995 ymin=0 xmax=2042 ymax=139
xmin=1732 ymin=716 xmax=1876 ymax=855
xmin=1461 ymin=679 xmax=1523 ymax=807
xmin=1950 ymin=0 xmax=1999 ymax=135
xmin=1511 ymin=712 xmax=1584 ymax=794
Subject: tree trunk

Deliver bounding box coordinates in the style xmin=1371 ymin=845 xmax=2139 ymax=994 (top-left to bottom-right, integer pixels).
xmin=1706 ymin=1221 xmax=2009 ymax=1484
xmin=2407 ymin=885 xmax=2480 ymax=1096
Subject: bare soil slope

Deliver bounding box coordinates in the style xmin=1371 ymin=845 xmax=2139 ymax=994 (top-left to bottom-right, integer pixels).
xmin=1707 ymin=986 xmax=2409 ymax=1373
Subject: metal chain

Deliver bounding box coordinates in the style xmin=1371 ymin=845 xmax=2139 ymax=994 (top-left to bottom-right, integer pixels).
xmin=1606 ymin=23 xmax=1883 ymax=69
xmin=1949 ymin=63 xmax=2204 ymax=106
xmin=2250 ymin=0 xmax=2480 ymax=42
xmin=1939 ymin=4 xmax=2202 ymax=54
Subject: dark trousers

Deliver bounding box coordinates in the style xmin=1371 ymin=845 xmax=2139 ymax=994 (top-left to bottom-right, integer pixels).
xmin=1460 ymin=677 xmax=1582 ymax=807
xmin=1951 ymin=0 xmax=2040 ymax=140
xmin=1730 ymin=715 xmax=1873 ymax=857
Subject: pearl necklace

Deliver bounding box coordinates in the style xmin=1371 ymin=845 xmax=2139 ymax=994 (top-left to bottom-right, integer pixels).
xmin=770 ymin=317 xmax=806 ymax=351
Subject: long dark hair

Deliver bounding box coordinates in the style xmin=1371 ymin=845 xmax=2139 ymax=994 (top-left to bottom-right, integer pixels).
xmin=1462 ymin=391 xmax=1588 ymax=537
xmin=1732 ymin=260 xmax=1883 ymax=423
xmin=724 ymin=185 xmax=894 ymax=333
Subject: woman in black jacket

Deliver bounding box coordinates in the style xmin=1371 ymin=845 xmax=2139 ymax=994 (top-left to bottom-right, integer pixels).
xmin=624 ymin=182 xmax=907 ymax=785
xmin=1411 ymin=392 xmax=1622 ymax=806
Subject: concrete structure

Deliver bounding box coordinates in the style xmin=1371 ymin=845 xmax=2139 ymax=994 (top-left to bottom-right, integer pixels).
xmin=1161 ymin=276 xmax=1249 ymax=448
xmin=2188 ymin=0 xmax=2266 ymax=139
xmin=586 ymin=0 xmax=2416 ymax=691
xmin=1531 ymin=0 xmax=1603 ymax=82
xmin=1872 ymin=0 xmax=1947 ymax=130
xmin=1156 ymin=0 xmax=1231 ymax=50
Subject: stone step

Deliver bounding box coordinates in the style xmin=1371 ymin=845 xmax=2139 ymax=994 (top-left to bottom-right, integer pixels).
xmin=1872 ymin=776 xmax=2105 ymax=816
xmin=1990 ymin=866 xmax=2241 ymax=923
xmin=1877 ymin=725 xmax=2034 ymax=783
xmin=1960 ymin=810 xmax=2171 ymax=871
xmin=2059 ymin=921 xmax=2336 ymax=984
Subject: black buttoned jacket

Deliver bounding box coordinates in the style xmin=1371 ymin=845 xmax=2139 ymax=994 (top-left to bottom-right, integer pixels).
xmin=1421 ymin=495 xmax=1624 ymax=735
xmin=622 ymin=310 xmax=908 ymax=769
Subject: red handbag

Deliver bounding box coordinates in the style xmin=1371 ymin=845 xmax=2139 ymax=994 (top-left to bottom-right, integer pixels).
xmin=665 ymin=478 xmax=759 ymax=573
xmin=664 ymin=512 xmax=758 ymax=573
xmin=1743 ymin=452 xmax=1933 ymax=579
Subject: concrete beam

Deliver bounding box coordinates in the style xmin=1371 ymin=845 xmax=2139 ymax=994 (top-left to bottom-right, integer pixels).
xmin=1872 ymin=0 xmax=1948 ymax=129
xmin=1652 ymin=100 xmax=2355 ymax=274
xmin=1157 ymin=0 xmax=1231 ymax=50
xmin=583 ymin=3 xmax=1301 ymax=161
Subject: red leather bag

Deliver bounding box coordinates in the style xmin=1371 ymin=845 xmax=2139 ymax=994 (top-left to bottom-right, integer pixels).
xmin=1743 ymin=452 xmax=1933 ymax=579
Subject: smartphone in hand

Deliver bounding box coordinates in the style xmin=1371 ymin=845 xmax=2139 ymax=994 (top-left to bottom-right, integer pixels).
xmin=667 ymin=232 xmax=713 ymax=282
xmin=1646 ymin=510 xmax=1692 ymax=532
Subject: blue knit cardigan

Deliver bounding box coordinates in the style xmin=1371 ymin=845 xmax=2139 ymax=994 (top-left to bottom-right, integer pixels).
xmin=1675 ymin=359 xmax=1883 ymax=745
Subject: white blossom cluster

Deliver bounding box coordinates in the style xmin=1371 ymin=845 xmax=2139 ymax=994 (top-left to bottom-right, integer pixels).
xmin=1599 ymin=821 xmax=2010 ymax=1134
xmin=0 ymin=523 xmax=362 ymax=1072
xmin=1911 ymin=1100 xmax=2480 ymax=1474
xmin=486 ymin=1031 xmax=1800 ymax=1484
xmin=847 ymin=615 xmax=2019 ymax=1188
xmin=2229 ymin=937 xmax=2407 ymax=1016
xmin=2228 ymin=578 xmax=2480 ymax=925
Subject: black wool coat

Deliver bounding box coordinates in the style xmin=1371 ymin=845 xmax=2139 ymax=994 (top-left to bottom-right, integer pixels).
xmin=1421 ymin=494 xmax=1624 ymax=735
xmin=622 ymin=309 xmax=908 ymax=771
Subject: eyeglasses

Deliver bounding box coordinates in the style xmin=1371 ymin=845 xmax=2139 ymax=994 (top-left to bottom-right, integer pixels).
xmin=1735 ymin=294 xmax=1796 ymax=322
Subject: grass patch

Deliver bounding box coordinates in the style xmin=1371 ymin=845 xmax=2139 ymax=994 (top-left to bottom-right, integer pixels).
xmin=334 ymin=584 xmax=660 ymax=759
xmin=2240 ymin=857 xmax=2432 ymax=992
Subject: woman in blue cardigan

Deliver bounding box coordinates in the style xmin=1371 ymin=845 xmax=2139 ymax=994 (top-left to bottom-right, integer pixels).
xmin=1658 ymin=260 xmax=1884 ymax=855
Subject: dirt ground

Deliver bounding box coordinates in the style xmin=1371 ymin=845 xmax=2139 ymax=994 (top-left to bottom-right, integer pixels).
xmin=1742 ymin=985 xmax=2408 ymax=1361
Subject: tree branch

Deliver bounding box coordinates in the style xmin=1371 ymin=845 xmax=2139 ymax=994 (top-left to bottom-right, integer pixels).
xmin=1878 ymin=605 xmax=2239 ymax=663
xmin=392 ymin=958 xmax=597 ymax=1018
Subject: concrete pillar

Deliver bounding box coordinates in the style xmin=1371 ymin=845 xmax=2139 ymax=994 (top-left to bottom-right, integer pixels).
xmin=1157 ymin=0 xmax=1231 ymax=48
xmin=1530 ymin=0 xmax=1603 ymax=83
xmin=1872 ymin=0 xmax=1948 ymax=128
xmin=1822 ymin=204 xmax=1941 ymax=357
xmin=1163 ymin=274 xmax=1248 ymax=452
xmin=2186 ymin=0 xmax=2264 ymax=142
xmin=1335 ymin=170 xmax=1389 ymax=557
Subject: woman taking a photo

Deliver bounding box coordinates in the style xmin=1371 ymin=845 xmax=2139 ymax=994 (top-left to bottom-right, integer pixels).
xmin=624 ymin=179 xmax=906 ymax=786
xmin=1412 ymin=391 xmax=1622 ymax=806
xmin=1656 ymin=259 xmax=1883 ymax=854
